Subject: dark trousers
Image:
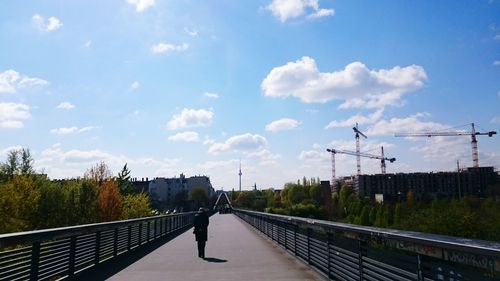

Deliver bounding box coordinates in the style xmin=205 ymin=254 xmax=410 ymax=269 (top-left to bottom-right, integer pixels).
xmin=197 ymin=241 xmax=206 ymax=258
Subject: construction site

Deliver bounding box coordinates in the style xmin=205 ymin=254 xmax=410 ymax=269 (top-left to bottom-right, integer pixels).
xmin=327 ymin=123 xmax=498 ymax=202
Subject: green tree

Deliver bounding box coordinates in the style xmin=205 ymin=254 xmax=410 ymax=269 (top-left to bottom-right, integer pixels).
xmin=309 ymin=184 xmax=322 ymax=205
xmin=121 ymin=193 xmax=152 ymax=219
xmin=393 ymin=203 xmax=402 ymax=226
xmin=189 ymin=187 xmax=209 ymax=209
xmin=339 ymin=185 xmax=353 ymax=216
xmin=117 ymin=163 xmax=134 ymax=195
xmin=37 ymin=183 xmax=68 ymax=229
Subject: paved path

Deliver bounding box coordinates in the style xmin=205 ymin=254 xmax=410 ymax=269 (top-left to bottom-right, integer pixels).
xmin=107 ymin=214 xmax=324 ymax=281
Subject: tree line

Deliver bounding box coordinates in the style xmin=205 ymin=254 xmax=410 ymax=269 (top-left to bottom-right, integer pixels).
xmin=233 ymin=177 xmax=500 ymax=242
xmin=0 ymin=148 xmax=152 ymax=234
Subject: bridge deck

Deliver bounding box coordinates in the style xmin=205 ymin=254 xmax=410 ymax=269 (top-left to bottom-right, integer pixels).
xmin=107 ymin=214 xmax=323 ymax=281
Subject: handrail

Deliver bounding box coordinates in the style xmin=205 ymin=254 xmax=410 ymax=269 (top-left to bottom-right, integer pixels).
xmin=234 ymin=208 xmax=500 ymax=280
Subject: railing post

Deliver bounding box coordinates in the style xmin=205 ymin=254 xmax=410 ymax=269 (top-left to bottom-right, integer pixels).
xmin=284 ymin=223 xmax=288 ymax=250
xmin=307 ymin=228 xmax=312 ymax=264
xmin=417 ymin=254 xmax=424 ymax=281
xmin=29 ymin=241 xmax=40 ymax=281
xmin=327 ymin=232 xmax=333 ymax=280
xmin=113 ymin=229 xmax=118 ymax=257
xmin=358 ymin=240 xmax=364 ymax=281
xmin=68 ymin=236 xmax=76 ymax=277
xmin=138 ymin=223 xmax=142 ymax=245
xmin=94 ymin=231 xmax=101 ymax=265
xmin=294 ymin=224 xmax=297 ymax=255
xmin=127 ymin=225 xmax=132 ymax=251
xmin=147 ymin=221 xmax=151 ymax=242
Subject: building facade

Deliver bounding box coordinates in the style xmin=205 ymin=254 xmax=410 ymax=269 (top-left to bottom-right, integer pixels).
xmin=356 ymin=167 xmax=497 ymax=202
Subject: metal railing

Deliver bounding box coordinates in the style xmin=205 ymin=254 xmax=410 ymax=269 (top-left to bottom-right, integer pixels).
xmin=0 ymin=212 xmax=195 ymax=281
xmin=234 ymin=209 xmax=500 ymax=281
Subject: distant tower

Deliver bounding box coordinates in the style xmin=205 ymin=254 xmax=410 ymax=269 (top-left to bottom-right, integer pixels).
xmin=238 ymin=160 xmax=242 ymax=192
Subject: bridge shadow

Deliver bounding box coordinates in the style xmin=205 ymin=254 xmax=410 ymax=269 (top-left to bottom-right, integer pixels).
xmin=203 ymin=257 xmax=227 ymax=263
xmin=74 ymin=226 xmax=192 ymax=281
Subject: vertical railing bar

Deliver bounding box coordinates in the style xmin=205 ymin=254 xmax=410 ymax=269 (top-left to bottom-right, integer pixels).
xmin=94 ymin=231 xmax=101 ymax=266
xmin=68 ymin=236 xmax=76 ymax=277
xmin=138 ymin=223 xmax=142 ymax=245
xmin=127 ymin=225 xmax=132 ymax=251
xmin=113 ymin=229 xmax=118 ymax=257
xmin=30 ymin=241 xmax=40 ymax=281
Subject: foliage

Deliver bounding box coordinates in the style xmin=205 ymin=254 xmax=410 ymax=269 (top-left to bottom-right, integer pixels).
xmin=189 ymin=187 xmax=209 ymax=208
xmin=117 ymin=163 xmax=134 ymax=195
xmin=98 ymin=180 xmax=122 ymax=221
xmin=121 ymin=193 xmax=152 ymax=219
xmin=85 ymin=161 xmax=113 ymax=187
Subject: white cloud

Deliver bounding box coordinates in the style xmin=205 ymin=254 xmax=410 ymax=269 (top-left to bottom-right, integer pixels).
xmin=307 ymin=8 xmax=335 ymax=19
xmin=32 ymin=14 xmax=62 ymax=32
xmin=184 ymin=27 xmax=198 ymax=37
xmin=203 ymin=92 xmax=219 ymax=99
xmin=491 ymin=116 xmax=500 ymax=124
xmin=495 ymin=34 xmax=500 ymax=40
xmin=126 ymin=0 xmax=155 ymax=12
xmin=298 ymin=149 xmax=327 ymax=161
xmin=267 ymin=0 xmax=334 ymax=22
xmin=50 ymin=126 xmax=95 ymax=135
xmin=57 ymin=102 xmax=75 ymax=110
xmin=167 ymin=108 xmax=214 ymax=130
xmin=203 ymin=136 xmax=216 ymax=145
xmin=265 ymin=118 xmax=300 ymax=132
xmin=262 ymin=56 xmax=427 ymax=109
xmin=168 ymin=131 xmax=199 ymax=142
xmin=208 ymin=133 xmax=267 ymax=154
xmin=366 ymin=113 xmax=446 ymax=136
xmin=0 ymin=103 xmax=30 ymax=128
xmin=0 ymin=70 xmax=48 ymax=94
xmin=151 ymin=42 xmax=189 ymax=54
xmin=493 ymin=60 xmax=500 ymax=66
xmin=130 ymin=81 xmax=140 ymax=90
xmin=325 ymin=109 xmax=384 ymax=129
xmin=84 ymin=40 xmax=92 ymax=48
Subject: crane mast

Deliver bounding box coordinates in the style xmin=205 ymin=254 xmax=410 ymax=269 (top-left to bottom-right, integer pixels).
xmin=394 ymin=123 xmax=496 ymax=168
xmin=352 ymin=123 xmax=367 ymax=175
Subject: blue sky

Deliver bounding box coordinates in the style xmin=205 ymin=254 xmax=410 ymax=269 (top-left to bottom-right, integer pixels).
xmin=1 ymin=0 xmax=499 ymax=190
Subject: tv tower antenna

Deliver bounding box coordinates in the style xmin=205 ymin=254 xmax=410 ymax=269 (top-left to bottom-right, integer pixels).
xmin=238 ymin=159 xmax=242 ymax=192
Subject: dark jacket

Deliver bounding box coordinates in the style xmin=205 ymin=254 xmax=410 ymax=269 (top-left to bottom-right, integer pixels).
xmin=193 ymin=211 xmax=209 ymax=242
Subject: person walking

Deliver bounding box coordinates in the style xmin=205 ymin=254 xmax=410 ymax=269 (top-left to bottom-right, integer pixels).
xmin=193 ymin=207 xmax=209 ymax=258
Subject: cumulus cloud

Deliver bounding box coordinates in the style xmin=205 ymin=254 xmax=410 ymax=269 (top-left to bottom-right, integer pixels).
xmin=262 ymin=56 xmax=427 ymax=109
xmin=167 ymin=108 xmax=214 ymax=130
xmin=203 ymin=92 xmax=219 ymax=99
xmin=32 ymin=14 xmax=62 ymax=32
xmin=84 ymin=40 xmax=92 ymax=48
xmin=130 ymin=81 xmax=140 ymax=90
xmin=0 ymin=103 xmax=30 ymax=128
xmin=208 ymin=133 xmax=267 ymax=154
xmin=495 ymin=34 xmax=500 ymax=40
xmin=265 ymin=118 xmax=300 ymax=132
xmin=168 ymin=131 xmax=199 ymax=142
xmin=57 ymin=102 xmax=75 ymax=110
xmin=50 ymin=126 xmax=95 ymax=135
xmin=126 ymin=0 xmax=155 ymax=12
xmin=0 ymin=70 xmax=48 ymax=94
xmin=325 ymin=109 xmax=383 ymax=129
xmin=151 ymin=42 xmax=189 ymax=54
xmin=267 ymin=0 xmax=334 ymax=22
xmin=493 ymin=60 xmax=500 ymax=66
xmin=366 ymin=113 xmax=446 ymax=136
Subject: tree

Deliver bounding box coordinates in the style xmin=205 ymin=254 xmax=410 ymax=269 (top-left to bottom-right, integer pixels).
xmin=85 ymin=161 xmax=113 ymax=187
xmin=339 ymin=185 xmax=353 ymax=216
xmin=0 ymin=148 xmax=34 ymax=180
xmin=121 ymin=193 xmax=152 ymax=219
xmin=189 ymin=187 xmax=209 ymax=209
xmin=117 ymin=164 xmax=133 ymax=195
xmin=20 ymin=149 xmax=34 ymax=175
xmin=309 ymin=184 xmax=322 ymax=205
xmin=98 ymin=180 xmax=122 ymax=221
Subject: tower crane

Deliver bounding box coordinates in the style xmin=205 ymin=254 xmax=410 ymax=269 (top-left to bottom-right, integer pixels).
xmin=326 ymin=147 xmax=396 ymax=184
xmin=352 ymin=123 xmax=367 ymax=175
xmin=394 ymin=123 xmax=496 ymax=168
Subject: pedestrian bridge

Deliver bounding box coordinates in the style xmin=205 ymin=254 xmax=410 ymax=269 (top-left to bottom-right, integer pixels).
xmin=1 ymin=210 xmax=499 ymax=281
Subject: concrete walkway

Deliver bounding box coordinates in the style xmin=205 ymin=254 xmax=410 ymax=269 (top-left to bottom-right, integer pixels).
xmin=107 ymin=214 xmax=324 ymax=281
